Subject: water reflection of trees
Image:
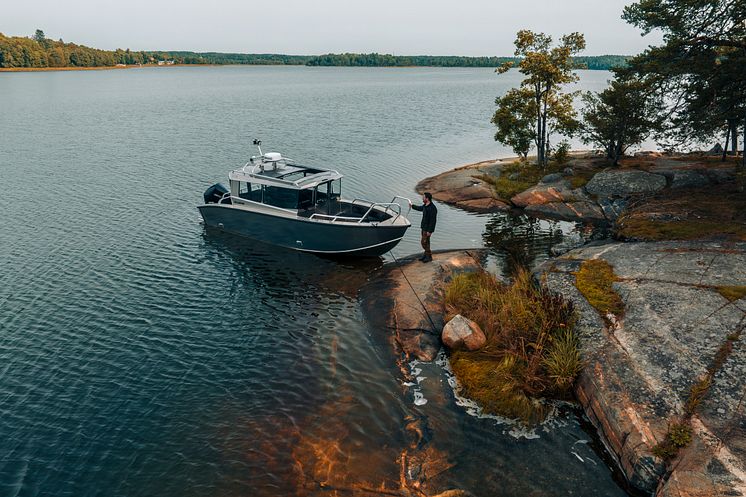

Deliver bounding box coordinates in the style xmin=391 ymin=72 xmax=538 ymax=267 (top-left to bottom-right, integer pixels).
xmin=482 ymin=212 xmax=601 ymax=276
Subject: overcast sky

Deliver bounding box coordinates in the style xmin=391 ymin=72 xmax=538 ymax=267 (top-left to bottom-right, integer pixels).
xmin=5 ymin=0 xmax=660 ymax=55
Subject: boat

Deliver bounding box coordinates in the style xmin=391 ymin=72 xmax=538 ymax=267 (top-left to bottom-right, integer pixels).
xmin=198 ymin=141 xmax=412 ymax=257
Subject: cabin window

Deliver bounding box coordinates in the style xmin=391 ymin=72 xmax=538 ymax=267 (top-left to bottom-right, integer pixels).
xmin=239 ymin=182 xmax=250 ymax=199
xmin=298 ymin=188 xmax=314 ymax=211
xmin=250 ymin=183 xmax=262 ymax=202
xmin=262 ymin=186 xmax=299 ymax=210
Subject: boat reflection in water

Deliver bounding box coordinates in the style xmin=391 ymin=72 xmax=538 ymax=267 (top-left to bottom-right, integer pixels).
xmin=199 ymin=141 xmax=411 ymax=257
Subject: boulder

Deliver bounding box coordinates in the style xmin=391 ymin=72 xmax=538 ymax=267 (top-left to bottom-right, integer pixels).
xmin=442 ymin=314 xmax=486 ymax=351
xmin=585 ymin=170 xmax=667 ymax=197
xmin=540 ymin=172 xmax=564 ymax=184
xmin=510 ymin=182 xmax=574 ymax=208
xmin=597 ymin=197 xmax=628 ymax=222
xmin=562 ymin=167 xmax=575 ymax=176
xmin=670 ymin=169 xmax=711 ymax=189
xmin=709 ymin=169 xmax=736 ymax=184
xmin=524 ymin=201 xmax=606 ymax=221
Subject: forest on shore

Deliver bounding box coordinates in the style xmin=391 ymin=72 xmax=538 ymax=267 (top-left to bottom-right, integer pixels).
xmin=0 ymin=31 xmax=629 ymax=70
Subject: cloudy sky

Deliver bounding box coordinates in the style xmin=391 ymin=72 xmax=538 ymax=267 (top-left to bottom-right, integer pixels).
xmin=6 ymin=0 xmax=660 ymax=55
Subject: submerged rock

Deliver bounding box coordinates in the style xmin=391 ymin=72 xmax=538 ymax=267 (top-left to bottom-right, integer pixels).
xmin=585 ymin=169 xmax=667 ymax=196
xmin=442 ymin=314 xmax=486 ymax=351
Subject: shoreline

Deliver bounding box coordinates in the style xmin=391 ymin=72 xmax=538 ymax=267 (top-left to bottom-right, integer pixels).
xmin=398 ymin=152 xmax=746 ymax=496
xmin=0 ymin=63 xmax=226 ymax=73
xmin=0 ymin=64 xmax=624 ymax=73
xmin=416 ymin=150 xmax=743 ymax=227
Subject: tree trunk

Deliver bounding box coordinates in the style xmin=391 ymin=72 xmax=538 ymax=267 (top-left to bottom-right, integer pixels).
xmin=612 ymin=141 xmax=623 ymax=166
xmin=742 ymin=114 xmax=746 ymax=170
xmin=535 ymin=84 xmax=543 ymax=167
xmin=723 ymin=124 xmax=731 ymax=162
xmin=730 ymin=119 xmax=738 ymax=155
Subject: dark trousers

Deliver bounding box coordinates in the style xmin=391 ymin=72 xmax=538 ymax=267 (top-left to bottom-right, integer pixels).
xmin=420 ymin=230 xmax=432 ymax=257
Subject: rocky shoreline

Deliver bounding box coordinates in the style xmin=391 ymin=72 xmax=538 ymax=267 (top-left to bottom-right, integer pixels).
xmin=415 ymin=152 xmax=740 ymax=225
xmin=365 ymin=244 xmax=745 ymax=496
xmin=367 ymin=152 xmax=745 ymax=496
xmin=541 ymin=241 xmax=746 ymax=496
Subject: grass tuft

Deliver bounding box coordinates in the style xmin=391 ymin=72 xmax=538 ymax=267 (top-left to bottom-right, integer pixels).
xmin=543 ymin=329 xmax=583 ymax=390
xmin=574 ymin=259 xmax=625 ymax=320
xmin=653 ymin=422 xmax=692 ymax=460
xmin=717 ymin=285 xmax=746 ymax=302
xmin=685 ymin=377 xmax=712 ymax=415
xmin=445 ymin=269 xmax=580 ymax=425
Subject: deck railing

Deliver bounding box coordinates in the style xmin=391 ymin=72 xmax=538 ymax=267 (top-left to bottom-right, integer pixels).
xmin=309 ymin=197 xmax=411 ymax=224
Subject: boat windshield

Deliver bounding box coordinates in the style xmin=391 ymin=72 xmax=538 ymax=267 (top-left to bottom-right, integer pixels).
xmin=314 ymin=179 xmax=341 ymax=215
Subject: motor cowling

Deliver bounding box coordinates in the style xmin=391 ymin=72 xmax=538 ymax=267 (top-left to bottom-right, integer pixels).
xmin=203 ymin=183 xmax=231 ymax=204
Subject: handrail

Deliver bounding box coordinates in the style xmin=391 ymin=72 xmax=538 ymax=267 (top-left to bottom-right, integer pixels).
xmin=359 ymin=202 xmax=401 ymax=224
xmin=309 ymin=201 xmax=403 ymax=224
xmin=309 ymin=213 xmax=363 ymax=222
xmin=390 ymin=195 xmax=413 ymax=222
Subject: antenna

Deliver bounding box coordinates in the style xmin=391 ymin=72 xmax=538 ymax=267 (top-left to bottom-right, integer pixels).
xmin=252 ymin=138 xmax=263 ymax=156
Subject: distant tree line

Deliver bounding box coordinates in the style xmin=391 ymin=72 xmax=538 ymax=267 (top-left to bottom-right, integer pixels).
xmin=305 ymin=53 xmax=629 ymax=69
xmin=0 ymin=30 xmax=151 ymax=68
xmin=0 ymin=31 xmax=629 ymax=70
xmin=147 ymin=51 xmax=313 ymax=65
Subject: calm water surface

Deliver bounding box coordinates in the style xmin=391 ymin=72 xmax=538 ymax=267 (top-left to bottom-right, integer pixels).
xmin=1 ymin=66 xmax=625 ymax=496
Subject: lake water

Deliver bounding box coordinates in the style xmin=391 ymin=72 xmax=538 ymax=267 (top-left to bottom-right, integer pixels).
xmin=0 ymin=66 xmax=627 ymax=496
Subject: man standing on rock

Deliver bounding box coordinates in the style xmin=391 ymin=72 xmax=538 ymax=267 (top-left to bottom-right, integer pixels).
xmin=409 ymin=192 xmax=438 ymax=263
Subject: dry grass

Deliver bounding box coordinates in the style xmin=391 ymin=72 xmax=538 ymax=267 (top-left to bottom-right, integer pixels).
xmin=475 ymin=158 xmax=599 ymax=202
xmin=445 ymin=270 xmax=580 ymax=424
xmin=716 ymin=285 xmax=746 ymax=302
xmin=617 ymin=219 xmax=746 ymax=242
xmin=684 ymin=377 xmax=712 ymax=416
xmin=616 ymin=184 xmax=746 ymax=242
xmin=474 ymin=161 xmax=541 ymax=201
xmin=574 ymin=259 xmax=625 ymax=320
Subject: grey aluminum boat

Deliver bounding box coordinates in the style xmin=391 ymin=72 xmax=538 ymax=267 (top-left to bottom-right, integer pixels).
xmin=198 ymin=142 xmax=411 ymax=257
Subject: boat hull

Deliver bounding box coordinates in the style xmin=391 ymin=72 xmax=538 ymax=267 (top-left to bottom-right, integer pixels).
xmin=198 ymin=204 xmax=409 ymax=257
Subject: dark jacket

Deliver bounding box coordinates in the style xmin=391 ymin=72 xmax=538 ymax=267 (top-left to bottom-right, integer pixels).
xmin=412 ymin=201 xmax=437 ymax=232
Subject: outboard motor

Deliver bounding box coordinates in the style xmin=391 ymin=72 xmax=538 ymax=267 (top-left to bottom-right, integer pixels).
xmin=203 ymin=183 xmax=231 ymax=204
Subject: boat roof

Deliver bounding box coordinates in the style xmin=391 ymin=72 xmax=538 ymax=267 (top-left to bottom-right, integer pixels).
xmin=228 ymin=158 xmax=343 ymax=190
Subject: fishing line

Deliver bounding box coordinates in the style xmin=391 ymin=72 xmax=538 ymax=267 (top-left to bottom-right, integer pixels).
xmin=388 ymin=249 xmax=439 ymax=335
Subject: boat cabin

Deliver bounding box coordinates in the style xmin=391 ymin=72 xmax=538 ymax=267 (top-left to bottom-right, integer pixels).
xmin=225 ymin=153 xmax=395 ymax=224
xmin=228 ymin=154 xmax=344 ymax=216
